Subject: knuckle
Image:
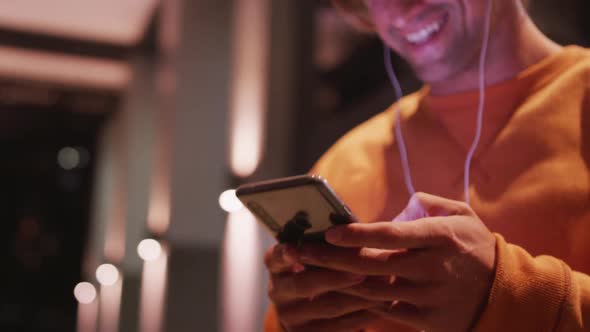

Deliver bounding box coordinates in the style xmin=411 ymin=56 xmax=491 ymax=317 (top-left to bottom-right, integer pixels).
xmin=387 ymin=224 xmax=403 ymax=239
xmin=413 ymin=192 xmax=428 ymax=203
xmin=455 ymin=202 xmax=471 ymax=215
xmin=434 ymin=221 xmax=457 ymax=246
xmin=428 ymin=260 xmax=449 ymax=280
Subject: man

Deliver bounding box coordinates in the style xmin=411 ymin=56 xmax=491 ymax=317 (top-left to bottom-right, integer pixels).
xmin=264 ymin=0 xmax=590 ymax=331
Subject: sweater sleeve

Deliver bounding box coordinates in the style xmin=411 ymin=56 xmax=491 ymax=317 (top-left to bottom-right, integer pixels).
xmin=474 ymin=234 xmax=590 ymax=331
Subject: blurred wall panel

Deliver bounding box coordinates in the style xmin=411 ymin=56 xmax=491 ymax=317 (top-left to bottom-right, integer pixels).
xmin=166 ymin=1 xmax=230 ymax=248
xmin=157 ymin=0 xmax=231 ymax=331
xmin=87 ymin=53 xmax=158 ymax=332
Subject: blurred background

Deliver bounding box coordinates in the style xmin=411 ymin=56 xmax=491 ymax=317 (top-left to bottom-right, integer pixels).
xmin=0 ymin=0 xmax=588 ymax=331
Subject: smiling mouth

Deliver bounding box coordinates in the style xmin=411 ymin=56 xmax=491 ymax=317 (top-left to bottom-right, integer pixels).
xmin=404 ymin=13 xmax=449 ymax=45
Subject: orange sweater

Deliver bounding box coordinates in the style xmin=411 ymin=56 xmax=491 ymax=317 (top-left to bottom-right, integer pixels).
xmin=265 ymin=46 xmax=590 ymax=331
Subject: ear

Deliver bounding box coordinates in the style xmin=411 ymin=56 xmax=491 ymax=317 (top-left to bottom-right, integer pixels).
xmin=330 ymin=0 xmax=376 ymax=32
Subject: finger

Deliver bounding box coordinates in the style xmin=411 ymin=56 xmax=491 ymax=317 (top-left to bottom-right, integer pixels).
xmin=370 ymin=301 xmax=430 ymax=331
xmin=289 ymin=310 xmax=379 ymax=332
xmin=297 ymin=244 xmax=440 ymax=280
xmin=265 ymin=244 xmax=302 ymax=274
xmin=404 ymin=192 xmax=471 ymax=218
xmin=393 ymin=193 xmax=429 ymax=221
xmin=270 ymin=268 xmax=366 ymax=302
xmin=338 ymin=277 xmax=436 ymax=306
xmin=325 ymin=219 xmax=450 ymax=249
xmin=277 ymin=292 xmax=381 ymax=326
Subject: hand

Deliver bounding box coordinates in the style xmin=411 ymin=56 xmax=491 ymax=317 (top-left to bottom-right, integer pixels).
xmin=264 ymin=243 xmax=383 ymax=331
xmin=295 ymin=193 xmax=497 ymax=332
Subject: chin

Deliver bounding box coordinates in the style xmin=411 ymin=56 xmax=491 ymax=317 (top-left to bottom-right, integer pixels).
xmin=412 ymin=62 xmax=455 ymax=84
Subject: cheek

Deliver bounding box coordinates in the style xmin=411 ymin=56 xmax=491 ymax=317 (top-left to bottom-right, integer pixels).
xmin=374 ymin=24 xmax=404 ymax=53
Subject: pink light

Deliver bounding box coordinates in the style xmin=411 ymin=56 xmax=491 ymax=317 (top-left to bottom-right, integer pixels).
xmin=0 ymin=0 xmax=159 ymax=45
xmin=228 ymin=0 xmax=270 ymax=178
xmin=221 ymin=209 xmax=261 ymax=332
xmin=0 ymin=46 xmax=130 ymax=90
xmin=98 ymin=278 xmax=123 ymax=332
xmin=77 ymin=293 xmax=99 ymax=332
xmin=147 ymin=186 xmax=171 ymax=236
xmin=139 ymin=246 xmax=168 ymax=332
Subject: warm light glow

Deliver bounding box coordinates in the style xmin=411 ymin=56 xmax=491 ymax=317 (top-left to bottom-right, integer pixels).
xmin=0 ymin=0 xmax=159 ymax=45
xmin=138 ymin=239 xmax=162 ymax=261
xmin=221 ymin=209 xmax=262 ymax=332
xmin=219 ymin=189 xmax=244 ymax=212
xmin=103 ymin=126 xmax=128 ymax=264
xmin=0 ymin=46 xmax=130 ymax=90
xmin=99 ymin=277 xmax=123 ymax=332
xmin=77 ymin=293 xmax=99 ymax=332
xmin=58 ymin=147 xmax=80 ymax=170
xmin=74 ymin=282 xmax=97 ymax=304
xmin=96 ymin=264 xmax=119 ymax=286
xmin=228 ymin=0 xmax=270 ymax=178
xmin=147 ymin=186 xmax=171 ymax=235
xmin=139 ymin=246 xmax=168 ymax=332
xmin=104 ymin=199 xmax=126 ymax=264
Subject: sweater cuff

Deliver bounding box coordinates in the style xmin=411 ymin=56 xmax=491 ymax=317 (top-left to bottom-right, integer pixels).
xmin=473 ymin=234 xmax=570 ymax=331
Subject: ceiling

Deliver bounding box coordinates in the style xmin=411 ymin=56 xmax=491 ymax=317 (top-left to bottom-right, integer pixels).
xmin=0 ymin=0 xmax=159 ymax=45
xmin=0 ymin=1 xmax=159 ymax=90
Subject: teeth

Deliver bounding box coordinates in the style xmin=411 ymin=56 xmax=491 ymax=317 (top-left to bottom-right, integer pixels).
xmin=406 ymin=20 xmax=443 ymax=44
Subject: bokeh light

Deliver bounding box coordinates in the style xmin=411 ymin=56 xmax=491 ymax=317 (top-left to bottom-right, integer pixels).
xmin=137 ymin=239 xmax=162 ymax=261
xmin=218 ymin=189 xmax=243 ymax=213
xmin=96 ymin=264 xmax=119 ymax=286
xmin=74 ymin=282 xmax=97 ymax=304
xmin=57 ymin=146 xmax=80 ymax=170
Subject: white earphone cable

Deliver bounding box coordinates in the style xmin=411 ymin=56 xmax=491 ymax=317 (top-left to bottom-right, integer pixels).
xmin=385 ymin=0 xmax=493 ymax=210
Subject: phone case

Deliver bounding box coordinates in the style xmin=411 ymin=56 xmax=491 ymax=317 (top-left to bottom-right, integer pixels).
xmin=236 ymin=175 xmax=357 ymax=244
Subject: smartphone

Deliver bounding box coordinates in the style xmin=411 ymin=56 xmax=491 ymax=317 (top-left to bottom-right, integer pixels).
xmin=235 ymin=175 xmax=358 ymax=244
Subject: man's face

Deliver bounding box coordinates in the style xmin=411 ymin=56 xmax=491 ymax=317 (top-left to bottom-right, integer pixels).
xmin=364 ymin=0 xmax=491 ymax=83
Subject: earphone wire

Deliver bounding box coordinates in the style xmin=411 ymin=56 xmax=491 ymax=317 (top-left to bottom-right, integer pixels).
xmin=384 ymin=0 xmax=493 ymax=208
xmin=463 ymin=0 xmax=493 ymax=205
xmin=384 ymin=47 xmax=417 ymax=198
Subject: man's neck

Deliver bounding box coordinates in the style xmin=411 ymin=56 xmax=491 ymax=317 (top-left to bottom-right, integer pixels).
xmin=428 ymin=9 xmax=561 ymax=96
